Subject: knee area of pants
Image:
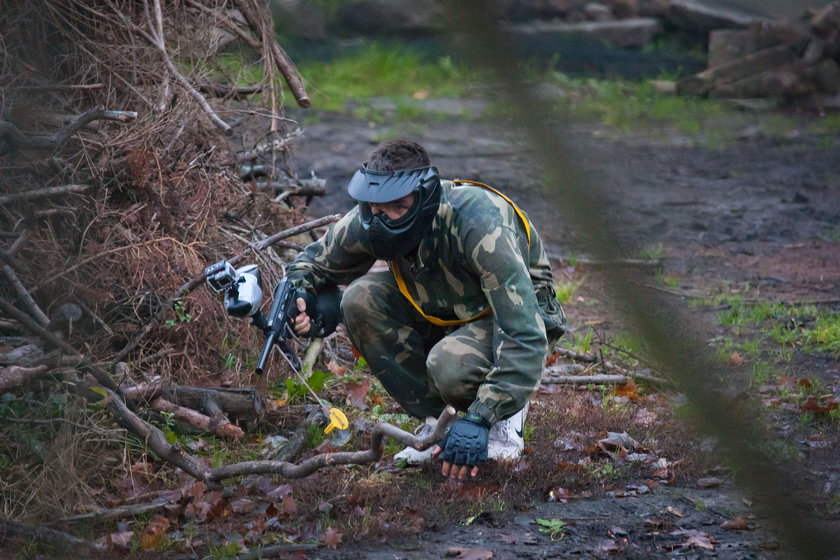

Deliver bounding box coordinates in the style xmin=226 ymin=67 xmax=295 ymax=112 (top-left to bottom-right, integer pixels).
xmin=340 ymin=283 xmax=372 ymax=318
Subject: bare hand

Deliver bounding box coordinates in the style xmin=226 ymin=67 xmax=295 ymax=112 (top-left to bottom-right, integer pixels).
xmin=292 ymin=297 xmax=310 ymax=335
xmin=431 ymin=444 xmax=480 ymax=480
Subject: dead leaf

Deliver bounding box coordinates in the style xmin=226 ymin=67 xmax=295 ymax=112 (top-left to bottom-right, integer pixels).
xmin=598 ymin=432 xmax=639 ymax=455
xmin=185 ymin=481 xmax=207 ymax=500
xmin=671 ymin=529 xmax=716 ymax=550
xmin=139 ymin=515 xmax=170 ymax=550
xmin=106 ymin=531 xmax=134 ymax=549
xmin=231 ymin=498 xmax=256 ymax=514
xmin=800 ymin=397 xmax=838 ymax=415
xmin=280 ymin=495 xmax=298 ymax=517
xmin=266 ymin=483 xmax=293 ymax=500
xmin=345 ymin=378 xmax=370 ymax=409
xmin=683 ymin=533 xmax=715 ymax=549
xmin=613 ymin=379 xmax=640 ymax=400
xmin=322 ymin=527 xmax=343 ymax=549
xmin=644 ymin=517 xmax=673 ymax=530
xmin=720 ymin=516 xmax=751 ymax=531
xmin=445 ymin=547 xmax=493 ymax=559
xmin=665 ymin=506 xmax=683 ymax=517
xmin=326 ymin=359 xmax=346 ymax=376
xmin=633 ymin=408 xmax=657 ymax=425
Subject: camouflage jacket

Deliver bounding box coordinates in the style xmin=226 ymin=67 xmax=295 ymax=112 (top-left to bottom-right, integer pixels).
xmin=286 ymin=180 xmax=566 ymax=424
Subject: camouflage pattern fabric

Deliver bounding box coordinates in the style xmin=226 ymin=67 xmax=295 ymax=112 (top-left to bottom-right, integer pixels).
xmin=286 ymin=180 xmax=566 ymax=424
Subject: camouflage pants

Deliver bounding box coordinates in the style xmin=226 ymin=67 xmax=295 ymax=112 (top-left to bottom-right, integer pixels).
xmin=341 ymin=270 xmax=537 ymax=420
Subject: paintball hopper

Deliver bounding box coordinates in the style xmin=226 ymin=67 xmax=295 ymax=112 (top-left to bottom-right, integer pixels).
xmin=204 ymin=261 xmax=263 ymax=318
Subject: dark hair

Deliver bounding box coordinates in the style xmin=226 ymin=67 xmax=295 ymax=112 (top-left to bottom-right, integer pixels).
xmin=367 ymin=140 xmax=431 ymax=172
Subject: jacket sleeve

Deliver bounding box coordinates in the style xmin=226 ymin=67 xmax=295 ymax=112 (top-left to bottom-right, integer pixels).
xmin=464 ymin=223 xmax=549 ymax=425
xmin=285 ymin=209 xmax=377 ymax=291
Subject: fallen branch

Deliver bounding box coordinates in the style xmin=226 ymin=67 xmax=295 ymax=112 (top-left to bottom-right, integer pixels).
xmin=207 ymin=407 xmax=458 ymax=482
xmin=0 ymin=107 xmax=137 ymax=155
xmin=1 ymin=265 xmax=50 ymax=326
xmin=236 ymin=128 xmax=302 ymax=162
xmin=195 ymin=83 xmax=262 ymax=98
xmin=200 ymin=393 xmax=244 ymax=440
xmin=553 ymin=346 xmax=671 ymax=386
xmin=231 ymin=0 xmax=310 ymax=108
xmin=123 ymin=382 xmax=265 ymax=424
xmin=61 ymin=497 xmax=171 ymax=524
xmin=0 ymin=364 xmax=49 ymax=392
xmin=543 ymin=374 xmax=628 ymax=385
xmin=0 ymin=184 xmax=89 ymax=205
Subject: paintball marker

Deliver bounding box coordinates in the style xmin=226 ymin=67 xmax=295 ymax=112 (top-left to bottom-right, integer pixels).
xmin=204 ymin=260 xmax=302 ymax=373
xmin=255 ymin=277 xmax=305 ymax=374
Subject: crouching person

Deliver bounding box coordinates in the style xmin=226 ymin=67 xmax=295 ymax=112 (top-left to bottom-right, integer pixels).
xmin=286 ymin=140 xmax=566 ymax=479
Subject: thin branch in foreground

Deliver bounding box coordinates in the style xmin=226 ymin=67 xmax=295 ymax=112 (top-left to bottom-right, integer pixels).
xmin=207 ymin=407 xmax=458 ymax=482
xmin=1 ymin=264 xmax=50 ymax=326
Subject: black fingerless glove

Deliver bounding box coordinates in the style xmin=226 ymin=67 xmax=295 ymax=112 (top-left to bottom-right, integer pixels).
xmin=440 ymin=413 xmax=490 ymax=467
xmin=297 ymin=286 xmax=342 ymax=339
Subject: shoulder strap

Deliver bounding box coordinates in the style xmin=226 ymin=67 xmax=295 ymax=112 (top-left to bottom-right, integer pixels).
xmin=452 ymin=179 xmax=531 ymax=243
xmin=390 ymin=180 xmax=529 ymax=326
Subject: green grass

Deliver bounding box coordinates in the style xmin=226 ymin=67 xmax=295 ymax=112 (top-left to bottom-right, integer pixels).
xmin=710 ymin=289 xmax=840 ymax=385
xmin=549 ymin=73 xmax=725 ymax=135
xmin=297 ymin=43 xmax=469 ymax=111
xmin=554 ymin=277 xmax=585 ymax=304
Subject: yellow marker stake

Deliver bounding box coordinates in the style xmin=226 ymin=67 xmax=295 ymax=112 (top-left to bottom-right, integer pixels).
xmin=323 ymin=407 xmax=349 ymax=435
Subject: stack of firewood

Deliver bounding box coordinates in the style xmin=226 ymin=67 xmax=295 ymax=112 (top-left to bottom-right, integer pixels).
xmin=677 ymin=2 xmax=840 ymax=101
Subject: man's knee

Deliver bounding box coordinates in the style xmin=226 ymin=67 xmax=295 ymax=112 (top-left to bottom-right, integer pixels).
xmin=427 ymin=336 xmax=489 ymax=404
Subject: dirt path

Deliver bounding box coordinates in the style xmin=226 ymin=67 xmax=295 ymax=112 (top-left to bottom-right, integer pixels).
xmin=285 ymin=102 xmax=839 ymax=559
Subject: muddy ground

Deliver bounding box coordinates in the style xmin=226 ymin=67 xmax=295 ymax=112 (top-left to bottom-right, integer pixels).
xmin=279 ymin=97 xmax=840 ymax=560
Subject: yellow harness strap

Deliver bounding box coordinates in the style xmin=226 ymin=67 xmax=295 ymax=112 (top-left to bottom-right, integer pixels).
xmin=391 ymin=180 xmax=531 ymax=327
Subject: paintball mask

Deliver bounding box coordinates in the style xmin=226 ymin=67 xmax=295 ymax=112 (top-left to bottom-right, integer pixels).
xmin=347 ymin=165 xmax=441 ymax=260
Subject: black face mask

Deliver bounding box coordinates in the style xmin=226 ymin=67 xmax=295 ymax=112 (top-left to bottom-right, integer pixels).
xmin=349 ymin=166 xmax=441 ymax=260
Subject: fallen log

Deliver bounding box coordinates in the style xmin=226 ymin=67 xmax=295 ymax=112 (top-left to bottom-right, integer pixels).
xmin=151 ymin=397 xmax=244 ymax=441
xmin=677 ymin=44 xmax=801 ymax=96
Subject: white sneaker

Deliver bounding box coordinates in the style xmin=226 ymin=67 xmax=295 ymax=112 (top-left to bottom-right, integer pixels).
xmin=394 ymin=416 xmax=438 ymax=465
xmin=488 ymin=403 xmax=528 ymax=461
